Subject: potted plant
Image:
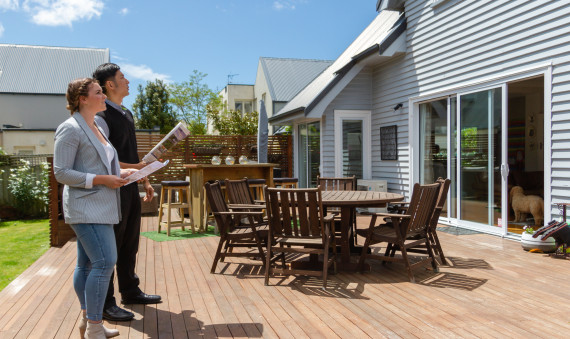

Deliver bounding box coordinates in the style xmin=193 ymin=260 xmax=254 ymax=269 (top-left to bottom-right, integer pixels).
xmin=520 ymin=226 xmax=557 ymax=252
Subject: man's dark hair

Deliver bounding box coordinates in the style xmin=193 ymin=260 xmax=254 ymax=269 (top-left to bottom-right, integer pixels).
xmin=92 ymin=63 xmax=121 ymax=94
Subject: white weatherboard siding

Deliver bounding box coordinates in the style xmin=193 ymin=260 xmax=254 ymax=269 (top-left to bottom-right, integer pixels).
xmin=372 ymin=56 xmax=413 ymax=196
xmin=360 ymin=0 xmax=570 ymax=217
xmin=320 ymin=69 xmax=373 ymax=177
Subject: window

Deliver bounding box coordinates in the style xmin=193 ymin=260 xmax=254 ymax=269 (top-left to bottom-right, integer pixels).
xmin=235 ymin=100 xmax=253 ymax=114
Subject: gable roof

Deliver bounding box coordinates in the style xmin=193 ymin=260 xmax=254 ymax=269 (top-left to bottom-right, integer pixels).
xmin=259 ymin=57 xmax=333 ymax=102
xmin=0 ymin=44 xmax=109 ymax=94
xmin=271 ymin=10 xmax=404 ymax=122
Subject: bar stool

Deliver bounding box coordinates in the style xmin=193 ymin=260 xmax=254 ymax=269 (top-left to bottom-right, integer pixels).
xmin=158 ymin=180 xmax=194 ymax=236
xmin=246 ymin=178 xmax=266 ymax=200
xmin=273 ymin=177 xmax=299 ymax=188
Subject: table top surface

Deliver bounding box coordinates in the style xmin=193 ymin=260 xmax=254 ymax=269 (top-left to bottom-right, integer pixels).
xmin=321 ymin=190 xmax=404 ymax=207
xmin=184 ymin=163 xmax=279 ymax=169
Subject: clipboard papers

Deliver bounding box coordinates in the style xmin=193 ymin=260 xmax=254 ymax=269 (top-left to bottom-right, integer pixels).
xmin=124 ymin=160 xmax=169 ymax=185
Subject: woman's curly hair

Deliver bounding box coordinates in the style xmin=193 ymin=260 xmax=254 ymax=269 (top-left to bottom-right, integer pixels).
xmin=66 ymin=78 xmax=99 ymax=114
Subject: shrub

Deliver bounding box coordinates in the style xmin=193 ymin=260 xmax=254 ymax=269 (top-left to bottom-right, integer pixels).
xmin=6 ymin=160 xmax=49 ymax=217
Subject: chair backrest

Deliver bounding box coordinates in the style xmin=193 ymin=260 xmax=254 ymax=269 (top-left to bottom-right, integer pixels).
xmin=204 ymin=181 xmax=233 ymax=234
xmin=317 ymin=175 xmax=356 ymax=191
xmin=428 ymin=178 xmax=451 ymax=232
xmin=402 ymin=182 xmax=441 ymax=236
xmin=225 ymin=177 xmax=255 ymax=205
xmin=265 ymin=186 xmax=326 ymax=241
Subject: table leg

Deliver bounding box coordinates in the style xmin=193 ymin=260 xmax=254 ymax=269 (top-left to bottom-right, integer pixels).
xmin=336 ymin=206 xmax=369 ymax=271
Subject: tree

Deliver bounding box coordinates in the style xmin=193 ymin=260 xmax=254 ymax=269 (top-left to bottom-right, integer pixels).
xmin=169 ymin=70 xmax=218 ymax=135
xmin=132 ymin=79 xmax=178 ymax=134
xmin=208 ymin=104 xmax=259 ymax=136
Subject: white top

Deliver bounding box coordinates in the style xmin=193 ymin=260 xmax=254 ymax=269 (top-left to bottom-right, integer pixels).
xmin=103 ymin=142 xmax=115 ymax=164
xmin=85 ymin=141 xmax=115 ymax=189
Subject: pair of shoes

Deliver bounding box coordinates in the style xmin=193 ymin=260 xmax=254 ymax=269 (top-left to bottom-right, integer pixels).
xmin=102 ymin=305 xmax=134 ymax=322
xmin=79 ymin=317 xmax=119 ymax=339
xmin=85 ymin=321 xmax=119 ymax=339
xmin=121 ymin=292 xmax=161 ymax=305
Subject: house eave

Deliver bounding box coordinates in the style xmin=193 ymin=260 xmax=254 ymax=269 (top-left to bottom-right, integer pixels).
xmin=305 ymin=13 xmax=407 ymax=117
xmin=268 ymin=107 xmax=306 ymax=124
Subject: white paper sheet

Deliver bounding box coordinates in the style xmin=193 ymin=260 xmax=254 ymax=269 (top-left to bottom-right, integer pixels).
xmin=123 ymin=160 xmax=169 ymax=185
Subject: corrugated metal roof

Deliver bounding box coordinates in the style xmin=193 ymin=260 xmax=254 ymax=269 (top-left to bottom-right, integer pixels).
xmin=0 ymin=44 xmax=109 ymax=94
xmin=259 ymin=57 xmax=333 ymax=102
xmin=275 ymin=10 xmax=402 ymax=118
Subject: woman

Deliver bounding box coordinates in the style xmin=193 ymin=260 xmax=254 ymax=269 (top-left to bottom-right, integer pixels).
xmin=54 ymin=78 xmax=133 ymax=338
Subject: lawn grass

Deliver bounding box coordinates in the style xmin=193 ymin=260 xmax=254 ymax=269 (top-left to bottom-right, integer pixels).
xmin=0 ymin=219 xmax=50 ymax=291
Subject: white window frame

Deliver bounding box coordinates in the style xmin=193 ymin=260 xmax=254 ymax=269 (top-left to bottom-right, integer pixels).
xmin=334 ymin=110 xmax=371 ymax=179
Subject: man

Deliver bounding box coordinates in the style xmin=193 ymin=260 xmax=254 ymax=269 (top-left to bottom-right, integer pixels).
xmin=93 ymin=63 xmax=161 ymax=322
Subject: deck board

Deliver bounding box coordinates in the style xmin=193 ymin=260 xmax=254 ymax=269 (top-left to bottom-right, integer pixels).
xmin=1 ymin=215 xmax=569 ymax=338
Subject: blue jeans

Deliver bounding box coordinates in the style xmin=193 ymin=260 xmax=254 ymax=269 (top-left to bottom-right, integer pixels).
xmin=70 ymin=224 xmax=117 ymax=321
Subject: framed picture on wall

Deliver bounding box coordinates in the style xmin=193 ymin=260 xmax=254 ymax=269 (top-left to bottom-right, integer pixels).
xmin=380 ymin=125 xmax=398 ymax=160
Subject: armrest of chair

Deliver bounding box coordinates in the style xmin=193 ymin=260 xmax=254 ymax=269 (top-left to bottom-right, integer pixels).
xmin=227 ymin=204 xmax=265 ymax=209
xmin=214 ymin=210 xmax=264 ymax=216
xmin=322 ymin=214 xmax=335 ymax=236
xmin=359 ymin=210 xmax=411 ymax=219
xmin=323 ymin=214 xmax=335 ymax=223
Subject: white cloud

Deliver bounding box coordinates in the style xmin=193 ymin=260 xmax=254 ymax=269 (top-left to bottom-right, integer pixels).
xmin=0 ymin=0 xmax=19 ymax=11
xmin=121 ymin=63 xmax=171 ymax=83
xmin=0 ymin=23 xmax=4 ymax=37
xmin=118 ymin=7 xmax=128 ymax=16
xmin=23 ymin=0 xmax=104 ymax=27
xmin=273 ymin=1 xmax=297 ymax=11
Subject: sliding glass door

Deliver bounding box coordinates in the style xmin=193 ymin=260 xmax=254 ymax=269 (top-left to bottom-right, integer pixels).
xmin=458 ymin=88 xmax=503 ymax=231
xmin=419 ymin=88 xmax=505 ymax=233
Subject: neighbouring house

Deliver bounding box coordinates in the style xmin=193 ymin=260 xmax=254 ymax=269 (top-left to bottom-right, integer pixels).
xmin=269 ymin=0 xmax=570 ymax=237
xmin=0 ymin=44 xmax=110 ymax=154
xmin=213 ymin=57 xmax=332 ymax=134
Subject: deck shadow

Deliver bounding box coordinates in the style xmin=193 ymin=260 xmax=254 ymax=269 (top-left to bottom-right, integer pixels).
xmin=123 ymin=308 xmax=264 ymax=338
xmin=283 ymin=275 xmax=369 ymax=299
xmin=445 ymin=256 xmax=493 ymax=270
xmin=419 ymin=272 xmax=488 ymax=291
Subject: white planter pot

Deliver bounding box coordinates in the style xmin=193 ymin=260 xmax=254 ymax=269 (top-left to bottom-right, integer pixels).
xmin=520 ymin=232 xmax=557 ymax=252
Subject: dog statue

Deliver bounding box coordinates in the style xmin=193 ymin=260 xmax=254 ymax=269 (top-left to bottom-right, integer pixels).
xmin=510 ymin=186 xmax=544 ymax=226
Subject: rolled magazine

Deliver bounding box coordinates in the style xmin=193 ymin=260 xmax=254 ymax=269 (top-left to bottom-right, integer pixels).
xmin=142 ymin=122 xmax=190 ymax=163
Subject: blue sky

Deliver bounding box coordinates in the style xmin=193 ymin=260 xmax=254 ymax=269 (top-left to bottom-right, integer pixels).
xmin=0 ymin=1 xmax=378 ymax=108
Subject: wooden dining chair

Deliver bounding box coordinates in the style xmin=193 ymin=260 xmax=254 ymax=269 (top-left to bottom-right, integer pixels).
xmin=356 ymin=182 xmax=441 ymax=283
xmin=386 ymin=178 xmax=451 ymax=265
xmin=264 ymin=186 xmax=337 ymax=289
xmin=317 ymin=175 xmax=358 ymax=244
xmin=408 ymin=178 xmax=451 ymax=264
xmin=205 ymin=181 xmax=268 ymax=274
xmin=225 ymin=177 xmax=266 ymax=224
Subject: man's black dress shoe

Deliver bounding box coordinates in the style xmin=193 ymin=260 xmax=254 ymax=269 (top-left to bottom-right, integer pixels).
xmin=102 ymin=305 xmax=134 ymax=321
xmin=121 ymin=292 xmax=161 ymax=305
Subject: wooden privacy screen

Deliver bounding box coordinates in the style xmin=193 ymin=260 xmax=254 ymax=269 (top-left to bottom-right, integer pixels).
xmin=135 ymin=134 xmax=293 ymax=183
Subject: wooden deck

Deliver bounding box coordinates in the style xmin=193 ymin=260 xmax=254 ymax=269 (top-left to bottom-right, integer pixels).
xmin=1 ymin=216 xmax=569 ymax=338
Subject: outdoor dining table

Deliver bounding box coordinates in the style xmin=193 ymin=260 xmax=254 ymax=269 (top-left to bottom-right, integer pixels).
xmin=320 ymin=190 xmax=404 ymax=270
xmin=183 ymin=163 xmax=278 ymax=231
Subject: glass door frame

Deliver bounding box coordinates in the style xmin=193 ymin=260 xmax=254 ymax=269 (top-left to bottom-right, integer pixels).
xmin=410 ymin=65 xmax=552 ymax=236
xmin=294 ymin=119 xmax=322 ymax=188
xmin=333 ymin=110 xmax=371 ymax=179
xmin=455 ymin=85 xmax=505 ymax=235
